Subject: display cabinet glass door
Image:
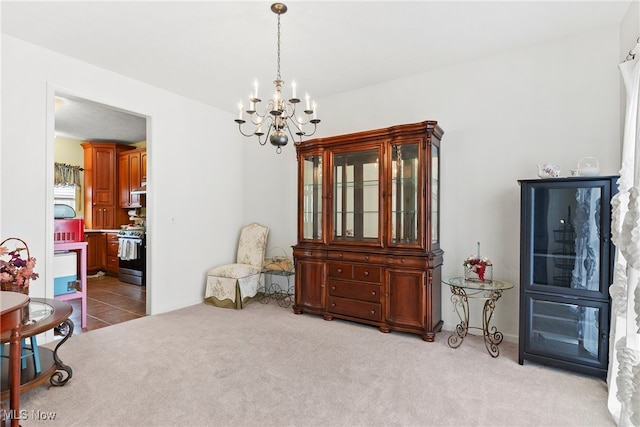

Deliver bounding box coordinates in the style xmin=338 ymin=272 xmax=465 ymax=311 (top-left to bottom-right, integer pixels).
xmin=333 ymin=148 xmax=380 ymax=242
xmin=525 ymin=293 xmax=608 ymax=369
xmin=528 ymin=183 xmax=609 ymax=298
xmin=391 ymin=143 xmax=419 ymax=245
xmin=302 ymin=154 xmax=323 ymax=241
xmin=431 ymin=144 xmax=439 ymax=245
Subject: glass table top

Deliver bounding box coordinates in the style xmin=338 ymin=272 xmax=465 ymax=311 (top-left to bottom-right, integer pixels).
xmin=26 ymin=301 xmax=54 ymax=325
xmin=443 ymin=276 xmax=514 ymax=291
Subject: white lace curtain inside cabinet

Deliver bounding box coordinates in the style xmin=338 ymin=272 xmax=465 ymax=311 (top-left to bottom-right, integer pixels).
xmin=608 ymin=41 xmax=640 ymax=427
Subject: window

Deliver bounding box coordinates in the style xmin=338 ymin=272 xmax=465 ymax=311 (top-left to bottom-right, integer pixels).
xmin=54 ymin=185 xmax=78 ymax=211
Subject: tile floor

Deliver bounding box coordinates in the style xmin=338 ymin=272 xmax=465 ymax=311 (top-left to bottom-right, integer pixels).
xmin=67 ymin=275 xmax=146 ymax=335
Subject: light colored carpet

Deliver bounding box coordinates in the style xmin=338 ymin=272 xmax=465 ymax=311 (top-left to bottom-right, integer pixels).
xmin=18 ymin=300 xmax=614 ymax=427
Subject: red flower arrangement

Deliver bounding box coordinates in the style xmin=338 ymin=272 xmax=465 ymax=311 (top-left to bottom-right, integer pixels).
xmin=463 ymin=255 xmax=492 ymax=282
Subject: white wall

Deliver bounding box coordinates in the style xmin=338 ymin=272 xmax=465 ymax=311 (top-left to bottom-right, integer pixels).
xmin=1 ymin=35 xmax=244 ymax=315
xmin=243 ymin=26 xmax=623 ymax=342
xmin=242 ymin=136 xmax=298 ymax=259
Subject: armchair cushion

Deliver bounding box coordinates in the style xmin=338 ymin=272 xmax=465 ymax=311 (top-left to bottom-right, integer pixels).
xmin=207 ymin=264 xmax=260 ymax=279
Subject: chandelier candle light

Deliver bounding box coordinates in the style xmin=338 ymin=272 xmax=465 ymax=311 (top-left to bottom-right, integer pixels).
xmin=235 ymin=3 xmax=320 ymax=154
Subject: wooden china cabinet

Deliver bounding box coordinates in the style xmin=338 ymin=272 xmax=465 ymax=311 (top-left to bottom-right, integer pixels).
xmin=293 ymin=121 xmax=445 ymax=341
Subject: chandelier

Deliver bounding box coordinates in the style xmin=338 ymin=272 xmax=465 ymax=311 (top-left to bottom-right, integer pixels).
xmin=235 ymin=3 xmax=320 ymax=154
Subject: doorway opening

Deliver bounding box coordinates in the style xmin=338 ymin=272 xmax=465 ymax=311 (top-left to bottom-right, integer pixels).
xmin=53 ymin=92 xmax=150 ymax=333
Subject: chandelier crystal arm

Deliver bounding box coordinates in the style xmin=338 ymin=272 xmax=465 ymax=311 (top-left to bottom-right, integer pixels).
xmin=234 ymin=3 xmax=321 ymax=153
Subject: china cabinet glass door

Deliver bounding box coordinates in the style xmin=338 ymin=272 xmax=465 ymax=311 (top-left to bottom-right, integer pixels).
xmin=431 ymin=144 xmax=439 ymax=245
xmin=526 ymin=293 xmax=608 ymax=368
xmin=528 ymin=183 xmax=609 ymax=298
xmin=333 ymin=148 xmax=380 ymax=242
xmin=391 ymin=143 xmax=419 ymax=245
xmin=302 ymin=154 xmax=322 ymax=240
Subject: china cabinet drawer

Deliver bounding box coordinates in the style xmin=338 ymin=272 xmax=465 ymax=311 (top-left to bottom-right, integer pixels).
xmin=328 ymin=251 xmax=386 ymax=264
xmin=386 ymin=256 xmax=425 ymax=269
xmin=328 ymin=280 xmax=381 ymax=303
xmin=328 ymin=296 xmax=381 ymax=321
xmin=353 ymin=265 xmax=381 ymax=283
xmin=327 ymin=262 xmax=352 ymax=279
xmin=327 ymin=262 xmax=381 ymax=283
xmin=294 ymin=248 xmax=326 ymax=259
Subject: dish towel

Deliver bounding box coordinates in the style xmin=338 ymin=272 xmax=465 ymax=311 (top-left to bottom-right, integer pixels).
xmin=118 ymin=239 xmax=139 ymax=261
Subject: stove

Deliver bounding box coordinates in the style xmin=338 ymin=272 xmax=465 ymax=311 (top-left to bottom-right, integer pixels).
xmin=117 ymin=228 xmax=146 ymax=286
xmin=117 ymin=229 xmax=145 ymax=239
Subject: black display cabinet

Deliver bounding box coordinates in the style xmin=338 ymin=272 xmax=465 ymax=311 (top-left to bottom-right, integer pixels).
xmin=518 ymin=176 xmax=618 ymax=377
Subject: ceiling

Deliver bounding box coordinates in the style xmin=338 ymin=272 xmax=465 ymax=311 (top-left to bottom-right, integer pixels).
xmin=54 ymin=95 xmax=147 ymax=143
xmin=2 ymin=1 xmax=633 ymax=143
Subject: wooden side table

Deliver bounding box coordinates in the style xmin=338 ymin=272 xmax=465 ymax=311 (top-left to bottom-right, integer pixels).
xmin=442 ymin=277 xmax=514 ymax=357
xmin=1 ymin=291 xmax=30 ymax=427
xmin=1 ymin=298 xmax=74 ymax=402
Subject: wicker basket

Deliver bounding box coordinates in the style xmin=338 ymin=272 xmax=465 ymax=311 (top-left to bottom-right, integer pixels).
xmin=0 ymin=237 xmax=33 ymax=294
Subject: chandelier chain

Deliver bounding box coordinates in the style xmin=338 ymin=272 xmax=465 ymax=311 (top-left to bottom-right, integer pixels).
xmin=276 ymin=12 xmax=281 ymax=82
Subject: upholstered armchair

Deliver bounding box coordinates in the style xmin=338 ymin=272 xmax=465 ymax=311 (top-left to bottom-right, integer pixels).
xmin=204 ymin=223 xmax=269 ymax=309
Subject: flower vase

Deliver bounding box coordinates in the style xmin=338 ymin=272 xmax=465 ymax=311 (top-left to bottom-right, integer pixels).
xmin=464 ymin=264 xmax=493 ymax=283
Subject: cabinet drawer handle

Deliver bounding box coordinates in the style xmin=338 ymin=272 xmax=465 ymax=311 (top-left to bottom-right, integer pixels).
xmin=331 ymin=286 xmax=336 ymax=290
xmin=331 ymin=303 xmax=336 ymax=307
xmin=371 ymin=291 xmax=376 ymax=296
xmin=365 ymin=255 xmax=370 ymax=260
xmin=338 ymin=253 xmax=343 ymax=258
xmin=337 ymin=268 xmax=342 ymax=273
xmin=364 ymin=271 xmax=369 ymax=276
xmin=400 ymin=258 xmax=405 ymax=263
xmin=370 ymin=310 xmax=376 ymax=314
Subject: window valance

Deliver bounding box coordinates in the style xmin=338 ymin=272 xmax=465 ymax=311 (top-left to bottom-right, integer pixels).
xmin=54 ymin=163 xmax=83 ymax=187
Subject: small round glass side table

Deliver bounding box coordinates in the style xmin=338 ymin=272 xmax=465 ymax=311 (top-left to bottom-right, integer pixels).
xmin=1 ymin=298 xmax=74 ymax=400
xmin=442 ymin=277 xmax=514 ymax=357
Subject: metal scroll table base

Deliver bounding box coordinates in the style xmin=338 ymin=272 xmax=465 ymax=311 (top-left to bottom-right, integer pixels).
xmin=447 ymin=286 xmax=505 ymax=357
xmin=50 ymin=319 xmax=74 ymax=387
xmin=258 ymin=269 xmax=294 ymax=308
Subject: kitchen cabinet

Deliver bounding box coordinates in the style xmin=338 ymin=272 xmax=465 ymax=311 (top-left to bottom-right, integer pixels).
xmin=293 ymin=121 xmax=444 ymax=341
xmin=140 ymin=150 xmax=147 ymax=184
xmin=85 ymin=232 xmax=106 ymax=274
xmin=119 ymin=148 xmax=145 ymax=208
xmin=518 ymin=176 xmax=618 ymax=377
xmin=105 ymin=233 xmax=119 ymax=276
xmin=82 ymin=142 xmax=132 ymax=229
